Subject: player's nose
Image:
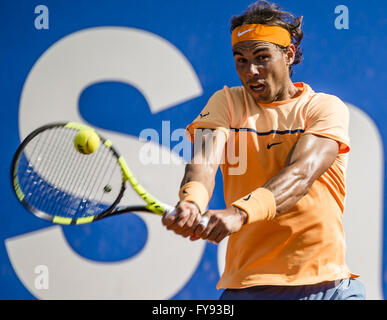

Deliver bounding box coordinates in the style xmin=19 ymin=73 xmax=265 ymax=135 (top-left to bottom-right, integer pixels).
xmin=247 ymin=62 xmax=260 ymax=77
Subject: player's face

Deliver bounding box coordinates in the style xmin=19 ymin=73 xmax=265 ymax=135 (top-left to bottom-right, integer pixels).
xmin=233 ymin=41 xmax=294 ymax=104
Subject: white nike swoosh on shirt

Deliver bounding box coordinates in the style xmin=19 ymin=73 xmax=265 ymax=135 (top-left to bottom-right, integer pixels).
xmin=237 ymin=28 xmax=255 ymax=37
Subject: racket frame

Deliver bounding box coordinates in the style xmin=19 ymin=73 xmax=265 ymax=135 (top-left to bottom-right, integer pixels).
xmin=11 ymin=122 xmax=174 ymax=225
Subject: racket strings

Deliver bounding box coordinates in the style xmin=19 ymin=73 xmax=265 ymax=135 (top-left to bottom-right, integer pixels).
xmin=35 ymin=128 xmax=75 ymax=214
xmin=24 ymin=129 xmax=58 ymax=208
xmin=70 ymin=142 xmax=116 ymax=216
xmin=16 ymin=127 xmax=123 ymax=219
xmin=56 ymin=135 xmax=96 ymax=215
xmin=87 ymin=149 xmax=121 ymax=214
xmin=49 ymin=128 xmax=91 ymax=216
xmin=33 ymin=128 xmax=79 ymax=216
xmin=17 ymin=133 xmax=45 ymax=202
xmin=20 ymin=127 xmax=78 ymax=215
xmin=47 ymin=128 xmax=82 ymax=215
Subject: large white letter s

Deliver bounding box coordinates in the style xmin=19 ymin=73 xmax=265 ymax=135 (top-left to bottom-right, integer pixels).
xmin=6 ymin=27 xmax=205 ymax=299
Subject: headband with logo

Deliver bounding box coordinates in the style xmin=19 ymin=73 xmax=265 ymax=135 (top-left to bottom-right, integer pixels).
xmin=231 ymin=24 xmax=292 ymax=47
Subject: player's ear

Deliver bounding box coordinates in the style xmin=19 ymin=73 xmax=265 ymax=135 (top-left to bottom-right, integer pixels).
xmin=284 ymin=44 xmax=296 ymax=67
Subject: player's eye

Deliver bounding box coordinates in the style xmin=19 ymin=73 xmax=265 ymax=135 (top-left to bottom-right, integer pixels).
xmin=256 ymin=55 xmax=269 ymax=61
xmin=236 ymin=57 xmax=247 ymax=64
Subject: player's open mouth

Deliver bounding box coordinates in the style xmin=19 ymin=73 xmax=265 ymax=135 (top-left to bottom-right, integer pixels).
xmin=250 ymin=83 xmax=265 ymax=93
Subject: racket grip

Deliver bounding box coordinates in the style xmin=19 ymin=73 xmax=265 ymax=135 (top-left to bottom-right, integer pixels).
xmin=199 ymin=215 xmax=209 ymax=228
xmin=163 ymin=205 xmax=176 ymax=217
xmin=163 ymin=205 xmax=209 ymax=228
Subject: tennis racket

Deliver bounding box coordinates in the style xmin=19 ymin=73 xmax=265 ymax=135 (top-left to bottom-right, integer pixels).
xmin=11 ymin=122 xmax=209 ymax=227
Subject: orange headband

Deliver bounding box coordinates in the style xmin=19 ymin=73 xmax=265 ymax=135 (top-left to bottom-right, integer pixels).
xmin=232 ymin=24 xmax=292 ymax=47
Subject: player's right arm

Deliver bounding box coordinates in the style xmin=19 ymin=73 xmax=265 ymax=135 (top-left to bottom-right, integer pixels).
xmin=161 ymin=129 xmax=225 ymax=238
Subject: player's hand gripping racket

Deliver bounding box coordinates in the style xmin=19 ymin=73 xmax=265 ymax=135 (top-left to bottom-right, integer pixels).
xmin=11 ymin=122 xmax=209 ymax=227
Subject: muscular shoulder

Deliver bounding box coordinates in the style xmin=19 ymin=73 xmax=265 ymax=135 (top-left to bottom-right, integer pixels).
xmin=307 ymin=92 xmax=349 ymax=115
xmin=303 ymin=91 xmax=350 ymax=154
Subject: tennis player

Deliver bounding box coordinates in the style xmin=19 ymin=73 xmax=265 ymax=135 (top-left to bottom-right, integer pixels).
xmin=162 ymin=0 xmax=366 ymax=300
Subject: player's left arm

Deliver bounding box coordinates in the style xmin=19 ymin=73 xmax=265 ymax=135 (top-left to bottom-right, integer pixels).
xmin=262 ymin=133 xmax=339 ymax=215
xmin=196 ymin=133 xmax=339 ymax=243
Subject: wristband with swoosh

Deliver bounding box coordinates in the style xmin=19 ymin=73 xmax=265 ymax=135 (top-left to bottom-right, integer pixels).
xmin=232 ymin=188 xmax=276 ymax=224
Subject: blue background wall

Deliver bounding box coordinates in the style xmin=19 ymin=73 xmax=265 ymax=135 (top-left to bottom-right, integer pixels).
xmin=0 ymin=0 xmax=386 ymax=299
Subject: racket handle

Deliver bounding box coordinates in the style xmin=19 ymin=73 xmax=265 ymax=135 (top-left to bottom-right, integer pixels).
xmin=199 ymin=215 xmax=209 ymax=228
xmin=163 ymin=204 xmax=209 ymax=230
xmin=164 ymin=206 xmax=209 ymax=241
xmin=163 ymin=205 xmax=176 ymax=217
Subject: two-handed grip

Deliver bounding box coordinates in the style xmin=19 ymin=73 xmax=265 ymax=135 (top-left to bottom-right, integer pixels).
xmin=164 ymin=206 xmax=209 ymax=228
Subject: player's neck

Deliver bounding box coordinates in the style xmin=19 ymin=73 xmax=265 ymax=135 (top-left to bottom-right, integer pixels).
xmin=275 ymin=80 xmax=301 ymax=102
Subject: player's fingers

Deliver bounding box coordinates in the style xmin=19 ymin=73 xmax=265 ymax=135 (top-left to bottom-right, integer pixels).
xmin=163 ymin=203 xmax=191 ymax=229
xmin=214 ymin=231 xmax=229 ymax=244
xmin=199 ymin=215 xmax=217 ymax=240
xmin=162 ymin=216 xmax=177 ymax=228
xmin=174 ymin=207 xmax=192 ymax=229
xmin=185 ymin=209 xmax=201 ymax=229
xmin=181 ymin=213 xmax=202 ymax=238
xmin=206 ymin=222 xmax=225 ymax=243
xmin=193 ymin=214 xmax=210 ymax=238
xmin=162 ymin=209 xmax=178 ymax=226
xmin=189 ymin=235 xmax=200 ymax=241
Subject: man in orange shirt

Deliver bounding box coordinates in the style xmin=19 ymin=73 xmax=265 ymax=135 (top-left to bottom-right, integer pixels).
xmin=162 ymin=0 xmax=366 ymax=299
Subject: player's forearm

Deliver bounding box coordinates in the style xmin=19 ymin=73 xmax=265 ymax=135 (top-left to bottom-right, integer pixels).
xmin=262 ymin=163 xmax=313 ymax=215
xmin=264 ymin=135 xmax=339 ymax=215
xmin=180 ymin=163 xmax=217 ymax=198
xmin=231 ymin=164 xmax=310 ymax=224
xmin=181 ymin=129 xmax=223 ymax=197
xmin=233 ymin=135 xmax=339 ymax=223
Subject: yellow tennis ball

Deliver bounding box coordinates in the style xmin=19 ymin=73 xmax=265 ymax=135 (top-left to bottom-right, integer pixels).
xmin=74 ymin=129 xmax=100 ymax=154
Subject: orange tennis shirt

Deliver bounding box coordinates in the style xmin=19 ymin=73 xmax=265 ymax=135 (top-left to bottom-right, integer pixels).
xmin=186 ymin=82 xmax=354 ymax=288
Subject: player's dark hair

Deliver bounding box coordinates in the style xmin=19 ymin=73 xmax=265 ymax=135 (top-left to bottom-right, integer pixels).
xmin=230 ymin=0 xmax=303 ymax=76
